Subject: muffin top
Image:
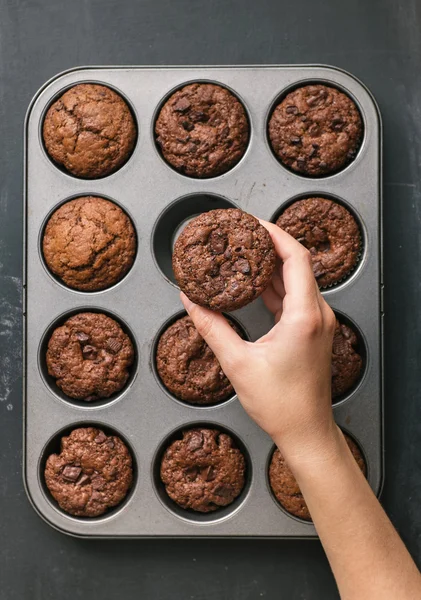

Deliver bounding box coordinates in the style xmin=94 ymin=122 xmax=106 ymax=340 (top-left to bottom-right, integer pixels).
xmin=156 ymin=315 xmax=240 ymax=404
xmin=46 ymin=312 xmax=134 ymax=401
xmin=43 ymin=83 xmax=136 ymax=178
xmin=269 ymin=433 xmax=366 ymax=521
xmin=160 ymin=428 xmax=246 ymax=513
xmin=172 ymin=208 xmax=276 ymax=311
xmin=332 ymin=320 xmax=363 ymax=400
xmin=155 ymin=83 xmax=249 ymax=178
xmin=43 ymin=196 xmax=136 ymax=291
xmin=45 ymin=427 xmax=133 ymax=517
xmin=268 ymin=84 xmax=362 ymax=176
xmin=276 ymin=197 xmax=361 ymax=287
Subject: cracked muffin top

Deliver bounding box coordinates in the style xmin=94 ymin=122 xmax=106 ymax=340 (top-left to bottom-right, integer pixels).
xmin=46 ymin=312 xmax=134 ymax=401
xmin=160 ymin=428 xmax=246 ymax=513
xmin=172 ymin=208 xmax=276 ymax=311
xmin=43 ymin=83 xmax=137 ymax=178
xmin=155 ymin=83 xmax=249 ymax=178
xmin=268 ymin=84 xmax=362 ymax=177
xmin=42 ymin=196 xmax=136 ymax=291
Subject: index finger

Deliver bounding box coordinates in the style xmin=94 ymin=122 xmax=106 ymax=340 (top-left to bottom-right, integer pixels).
xmin=259 ymin=219 xmax=319 ymax=316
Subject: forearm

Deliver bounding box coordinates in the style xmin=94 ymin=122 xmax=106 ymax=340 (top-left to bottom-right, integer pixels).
xmin=278 ymin=428 xmax=421 ymax=600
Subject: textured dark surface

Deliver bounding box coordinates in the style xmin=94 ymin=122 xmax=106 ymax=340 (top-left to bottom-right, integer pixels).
xmin=331 ymin=320 xmax=363 ymax=400
xmin=160 ymin=428 xmax=246 ymax=512
xmin=1 ymin=0 xmax=420 ymax=598
xmin=173 ymin=208 xmax=276 ymax=311
xmin=44 ymin=427 xmax=133 ymax=517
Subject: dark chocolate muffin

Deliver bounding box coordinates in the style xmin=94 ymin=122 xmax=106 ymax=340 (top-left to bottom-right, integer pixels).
xmin=155 ymin=83 xmax=249 ymax=178
xmin=44 ymin=427 xmax=133 ymax=517
xmin=269 ymin=433 xmax=366 ymax=521
xmin=43 ymin=196 xmax=136 ymax=291
xmin=46 ymin=312 xmax=134 ymax=401
xmin=268 ymin=84 xmax=363 ymax=176
xmin=43 ymin=83 xmax=136 ymax=178
xmin=156 ymin=315 xmax=241 ymax=404
xmin=160 ymin=428 xmax=246 ymax=513
xmin=332 ymin=320 xmax=363 ymax=400
xmin=173 ymin=208 xmax=276 ymax=311
xmin=276 ymin=197 xmax=361 ymax=287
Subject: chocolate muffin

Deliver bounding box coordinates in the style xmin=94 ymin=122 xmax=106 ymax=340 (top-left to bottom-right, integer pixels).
xmin=155 ymin=83 xmax=249 ymax=178
xmin=276 ymin=197 xmax=361 ymax=287
xmin=43 ymin=83 xmax=136 ymax=178
xmin=46 ymin=312 xmax=134 ymax=401
xmin=43 ymin=196 xmax=136 ymax=291
xmin=160 ymin=428 xmax=246 ymax=513
xmin=269 ymin=433 xmax=366 ymax=521
xmin=268 ymin=84 xmax=363 ymax=176
xmin=332 ymin=320 xmax=363 ymax=400
xmin=156 ymin=315 xmax=241 ymax=404
xmin=44 ymin=427 xmax=133 ymax=517
xmin=173 ymin=208 xmax=276 ymax=311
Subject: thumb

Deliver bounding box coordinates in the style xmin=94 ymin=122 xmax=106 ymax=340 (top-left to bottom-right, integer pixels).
xmin=180 ymin=293 xmax=246 ymax=374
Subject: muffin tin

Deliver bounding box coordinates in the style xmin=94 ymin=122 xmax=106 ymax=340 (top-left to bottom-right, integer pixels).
xmin=24 ymin=65 xmax=383 ymax=537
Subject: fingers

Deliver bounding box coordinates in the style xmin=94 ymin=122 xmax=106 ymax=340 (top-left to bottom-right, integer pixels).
xmin=259 ymin=220 xmax=320 ymax=317
xmin=180 ymin=293 xmax=246 ymax=372
xmin=262 ymin=283 xmax=283 ymax=319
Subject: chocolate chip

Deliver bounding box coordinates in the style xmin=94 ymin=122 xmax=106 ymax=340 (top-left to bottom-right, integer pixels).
xmin=92 ymin=477 xmax=104 ymax=490
xmin=233 ymin=258 xmax=251 ymax=274
xmin=297 ymin=158 xmax=306 ymax=168
xmin=332 ymin=118 xmax=344 ymax=131
xmin=106 ymin=337 xmax=122 ymax=354
xmin=181 ymin=120 xmax=194 ymax=131
xmin=190 ymin=110 xmax=209 ymax=122
xmin=184 ymin=466 xmax=199 ymax=480
xmin=214 ymin=484 xmax=232 ymax=498
xmin=209 ymin=231 xmax=227 ymax=254
xmin=76 ymin=331 xmax=89 ymax=343
xmin=174 ymin=98 xmax=191 ymax=113
xmin=62 ymin=465 xmax=82 ymax=482
xmin=106 ymin=439 xmax=115 ymax=449
xmin=290 ymin=136 xmax=301 ymax=145
xmin=84 ymin=395 xmax=97 ymax=402
xmin=187 ymin=431 xmax=204 ymax=451
xmin=313 ymin=262 xmax=326 ymax=278
xmin=285 ymin=105 xmax=298 ymax=114
xmin=306 ymin=95 xmax=318 ymax=107
xmin=223 ymin=247 xmax=232 ymax=260
xmin=308 ymin=123 xmax=319 ymax=136
xmin=94 ymin=431 xmax=107 ymax=444
xmin=82 ymin=345 xmax=97 ymax=359
xmin=319 ymin=161 xmax=327 ymax=168
xmin=201 ymin=466 xmax=216 ymax=481
xmin=76 ymin=474 xmax=91 ymax=486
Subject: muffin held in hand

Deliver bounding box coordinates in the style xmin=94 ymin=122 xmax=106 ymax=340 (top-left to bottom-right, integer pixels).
xmin=43 ymin=196 xmax=136 ymax=291
xmin=44 ymin=427 xmax=133 ymax=517
xmin=46 ymin=312 xmax=134 ymax=401
xmin=332 ymin=319 xmax=363 ymax=400
xmin=155 ymin=83 xmax=249 ymax=178
xmin=269 ymin=433 xmax=366 ymax=521
xmin=160 ymin=428 xmax=246 ymax=513
xmin=172 ymin=208 xmax=276 ymax=311
xmin=268 ymin=84 xmax=362 ymax=176
xmin=156 ymin=315 xmax=242 ymax=405
xmin=276 ymin=197 xmax=361 ymax=288
xmin=43 ymin=83 xmax=136 ymax=178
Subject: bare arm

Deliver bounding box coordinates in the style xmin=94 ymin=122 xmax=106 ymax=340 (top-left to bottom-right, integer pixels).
xmin=181 ymin=220 xmax=421 ymax=600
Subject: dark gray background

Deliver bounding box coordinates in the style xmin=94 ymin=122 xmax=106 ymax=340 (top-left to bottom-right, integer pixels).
xmin=1 ymin=0 xmax=420 ymax=598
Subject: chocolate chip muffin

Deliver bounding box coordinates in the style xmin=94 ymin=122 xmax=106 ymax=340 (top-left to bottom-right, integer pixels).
xmin=173 ymin=208 xmax=276 ymax=311
xmin=160 ymin=428 xmax=246 ymax=513
xmin=276 ymin=197 xmax=361 ymax=287
xmin=46 ymin=312 xmax=134 ymax=401
xmin=155 ymin=83 xmax=249 ymax=178
xmin=44 ymin=427 xmax=133 ymax=517
xmin=43 ymin=83 xmax=137 ymax=178
xmin=268 ymin=84 xmax=363 ymax=176
xmin=269 ymin=433 xmax=366 ymax=521
xmin=332 ymin=320 xmax=363 ymax=400
xmin=43 ymin=196 xmax=136 ymax=291
xmin=156 ymin=315 xmax=241 ymax=404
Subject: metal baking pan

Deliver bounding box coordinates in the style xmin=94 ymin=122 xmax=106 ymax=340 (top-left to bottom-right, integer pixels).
xmin=23 ymin=65 xmax=383 ymax=537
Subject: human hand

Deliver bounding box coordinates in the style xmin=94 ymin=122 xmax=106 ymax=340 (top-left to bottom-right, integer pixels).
xmin=180 ymin=219 xmax=339 ymax=463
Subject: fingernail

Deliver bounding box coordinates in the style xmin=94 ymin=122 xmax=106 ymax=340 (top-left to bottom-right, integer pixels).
xmin=180 ymin=292 xmax=194 ymax=314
